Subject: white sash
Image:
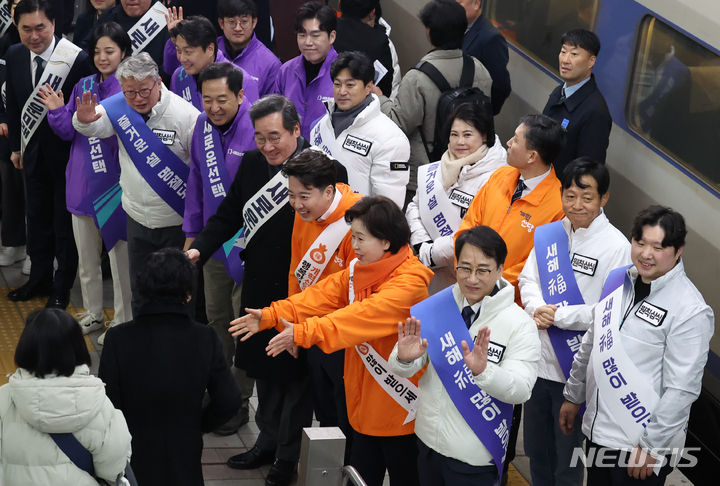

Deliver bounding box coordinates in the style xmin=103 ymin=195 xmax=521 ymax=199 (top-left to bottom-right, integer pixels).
xmin=240 ymin=169 xmax=289 ymax=247
xmin=417 ymin=162 xmax=462 ymax=240
xmin=347 ymin=259 xmax=419 ymax=424
xmin=295 ymin=217 xmax=350 ymax=290
xmin=20 ymin=38 xmax=82 ymax=154
xmin=0 ymin=0 xmax=12 ymax=37
xmin=127 ymin=2 xmax=168 ymax=54
xmin=591 ymin=279 xmax=659 ymax=445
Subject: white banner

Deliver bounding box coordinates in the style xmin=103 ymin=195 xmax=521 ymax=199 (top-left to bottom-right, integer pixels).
xmin=295 ymin=216 xmax=350 ymax=290
xmin=0 ymin=0 xmax=12 ymax=38
xmin=240 ymin=169 xmax=289 ymax=247
xmin=417 ymin=162 xmax=462 ymax=240
xmin=127 ymin=1 xmax=168 ymax=54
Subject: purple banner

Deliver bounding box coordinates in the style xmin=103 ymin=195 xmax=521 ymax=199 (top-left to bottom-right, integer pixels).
xmin=102 ymin=92 xmax=188 ymax=216
xmin=535 ymin=221 xmax=586 ymax=380
xmin=413 ymin=286 xmax=512 ymax=479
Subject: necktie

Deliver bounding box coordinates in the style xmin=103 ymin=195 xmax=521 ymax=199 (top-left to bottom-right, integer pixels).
xmin=559 ymin=87 xmax=566 ymax=104
xmin=34 ymin=56 xmax=45 ymax=86
xmin=511 ymin=178 xmax=526 ymax=205
xmin=461 ymin=306 xmax=475 ymax=329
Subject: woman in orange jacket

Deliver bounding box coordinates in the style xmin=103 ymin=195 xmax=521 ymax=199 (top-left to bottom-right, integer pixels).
xmin=230 ymin=196 xmax=433 ymax=486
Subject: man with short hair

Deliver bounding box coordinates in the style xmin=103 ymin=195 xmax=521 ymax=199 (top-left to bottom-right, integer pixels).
xmin=542 ymin=29 xmax=611 ymax=177
xmin=183 ymin=61 xmax=256 ymax=435
xmin=518 ymin=157 xmax=631 ymax=486
xmin=73 ymin=52 xmax=199 ymax=301
xmin=378 ymin=0 xmax=492 ymax=202
xmin=186 ymin=95 xmax=348 ymax=486
xmin=5 ymin=0 xmax=92 ymax=306
xmin=457 ymin=0 xmax=511 ymax=115
xmin=169 ymin=15 xmax=259 ymax=111
xmin=559 ymin=206 xmax=714 ymax=486
xmin=310 ymin=50 xmax=410 ymax=208
xmin=274 ymin=1 xmax=338 ymax=139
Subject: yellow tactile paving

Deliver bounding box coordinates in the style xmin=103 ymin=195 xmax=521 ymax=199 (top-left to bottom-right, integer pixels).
xmin=0 ymin=287 xmax=105 ymax=386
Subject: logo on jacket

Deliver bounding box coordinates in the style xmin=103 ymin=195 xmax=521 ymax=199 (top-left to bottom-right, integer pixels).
xmin=357 ymin=343 xmax=369 ymax=355
xmin=342 ymin=134 xmax=372 ymax=156
xmin=571 ymin=253 xmax=598 ymax=276
xmin=310 ymin=244 xmax=328 ymax=264
xmin=635 ymin=301 xmax=667 ymax=327
xmin=487 ymin=341 xmax=506 ymax=363
xmin=449 ymin=189 xmax=473 ymax=209
xmin=519 ymin=211 xmax=534 ymax=233
xmin=152 ymin=129 xmax=176 ymax=145
xmin=390 ymin=162 xmax=409 ymax=171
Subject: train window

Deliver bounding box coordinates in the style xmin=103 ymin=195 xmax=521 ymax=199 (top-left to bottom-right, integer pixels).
xmin=485 ymin=0 xmax=600 ymax=73
xmin=626 ymin=17 xmax=720 ymax=189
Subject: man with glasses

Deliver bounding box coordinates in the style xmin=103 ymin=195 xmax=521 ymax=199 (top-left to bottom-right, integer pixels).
xmin=73 ymin=52 xmax=199 ymax=303
xmin=186 ymin=95 xmax=347 ymax=486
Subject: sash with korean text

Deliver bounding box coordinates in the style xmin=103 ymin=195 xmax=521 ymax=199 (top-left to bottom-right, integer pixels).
xmin=348 ymin=259 xmax=419 ymax=423
xmin=417 ymin=162 xmax=461 ymax=240
xmin=195 ymin=115 xmax=245 ymax=284
xmin=592 ymin=265 xmax=659 ymax=445
xmin=77 ymin=75 xmax=126 ymax=249
xmin=0 ymin=0 xmax=12 ymax=37
xmin=413 ymin=286 xmax=512 ymax=479
xmin=20 ymin=38 xmax=82 ymax=154
xmin=127 ymin=1 xmax=168 ymax=54
xmin=535 ymin=221 xmax=586 ymax=380
xmin=173 ymin=66 xmax=200 ymax=108
xmin=295 ymin=216 xmax=350 ymax=290
xmin=239 ymin=169 xmax=289 ymax=248
xmin=102 ymin=92 xmax=188 ymax=216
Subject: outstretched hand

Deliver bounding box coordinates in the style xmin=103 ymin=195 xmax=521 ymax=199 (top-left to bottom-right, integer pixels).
xmin=38 ymin=83 xmax=65 ymax=110
xmin=76 ymin=91 xmax=101 ymax=123
xmin=266 ymin=318 xmax=297 ymax=357
xmin=397 ymin=317 xmax=427 ymax=362
xmin=165 ymin=6 xmax=184 ymax=33
xmin=461 ymin=326 xmax=490 ymax=375
xmin=228 ymin=308 xmax=262 ymax=340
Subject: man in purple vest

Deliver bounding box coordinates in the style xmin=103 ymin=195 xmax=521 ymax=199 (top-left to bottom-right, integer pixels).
xmin=274 ymin=1 xmax=337 ymax=139
xmin=184 ymin=61 xmax=256 ymax=435
xmin=216 ymin=0 xmax=281 ymax=97
xmin=169 ymin=15 xmax=260 ymax=112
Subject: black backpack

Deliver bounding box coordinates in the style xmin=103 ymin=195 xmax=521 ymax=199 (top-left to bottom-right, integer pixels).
xmin=414 ymin=56 xmax=491 ymax=161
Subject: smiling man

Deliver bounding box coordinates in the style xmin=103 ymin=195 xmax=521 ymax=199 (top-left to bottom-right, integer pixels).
xmin=542 ymin=29 xmax=611 ymax=176
xmin=518 ymin=158 xmax=631 ymax=486
xmin=310 ymin=51 xmax=410 ymax=208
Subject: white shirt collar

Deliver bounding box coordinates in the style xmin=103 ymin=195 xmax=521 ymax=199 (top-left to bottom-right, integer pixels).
xmin=32 ymin=37 xmax=56 ymax=63
xmin=521 ymin=168 xmax=551 ymax=196
xmin=317 ymin=186 xmax=342 ymax=222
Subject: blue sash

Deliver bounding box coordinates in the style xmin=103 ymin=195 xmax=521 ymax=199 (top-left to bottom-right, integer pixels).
xmin=413 ymin=287 xmax=512 ymax=479
xmin=600 ymin=265 xmax=631 ymax=300
xmin=78 ymin=76 xmax=127 ymax=250
xmin=197 ymin=114 xmax=245 ymax=284
xmin=535 ymin=221 xmax=586 ymax=380
xmin=101 ymin=92 xmax=188 ymax=216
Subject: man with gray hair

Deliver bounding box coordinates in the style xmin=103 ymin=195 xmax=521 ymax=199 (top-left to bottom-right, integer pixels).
xmin=73 ymin=52 xmax=199 ymax=302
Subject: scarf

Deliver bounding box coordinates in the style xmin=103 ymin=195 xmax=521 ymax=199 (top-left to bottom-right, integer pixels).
xmin=440 ymin=144 xmax=489 ymax=190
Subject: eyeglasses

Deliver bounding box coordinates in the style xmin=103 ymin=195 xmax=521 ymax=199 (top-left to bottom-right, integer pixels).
xmin=123 ymin=85 xmax=155 ymax=99
xmin=456 ymin=266 xmax=494 ymax=279
xmin=224 ymin=18 xmax=253 ymax=29
xmin=254 ymin=134 xmax=284 ymax=146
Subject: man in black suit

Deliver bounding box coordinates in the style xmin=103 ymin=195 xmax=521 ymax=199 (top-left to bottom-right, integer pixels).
xmin=458 ymin=0 xmax=511 ymax=115
xmin=6 ymin=0 xmax=92 ymax=307
xmin=542 ymin=29 xmax=612 ymax=176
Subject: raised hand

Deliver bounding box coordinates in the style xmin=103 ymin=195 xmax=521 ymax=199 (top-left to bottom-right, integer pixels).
xmin=75 ymin=91 xmax=101 ymax=123
xmin=37 ymin=83 xmax=65 ymax=110
xmin=165 ymin=6 xmax=183 ymax=33
xmin=461 ymin=326 xmax=490 ymax=375
xmin=397 ymin=317 xmax=428 ymax=362
xmin=228 ymin=308 xmax=262 ymax=340
xmin=266 ymin=318 xmax=296 ymax=357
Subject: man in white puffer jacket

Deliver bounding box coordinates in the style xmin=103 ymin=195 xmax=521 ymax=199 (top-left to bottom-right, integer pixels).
xmin=389 ymin=225 xmax=540 ymax=486
xmin=310 ymin=51 xmax=410 ymax=208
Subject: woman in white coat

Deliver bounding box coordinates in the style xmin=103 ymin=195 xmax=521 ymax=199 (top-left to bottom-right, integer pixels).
xmin=406 ymin=100 xmax=507 ymax=293
xmin=0 ymin=309 xmax=131 ymax=485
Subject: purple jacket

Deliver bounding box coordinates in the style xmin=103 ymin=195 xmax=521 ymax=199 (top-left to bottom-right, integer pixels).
xmin=47 ymin=73 xmax=121 ymax=216
xmin=217 ymin=34 xmax=281 ymax=97
xmin=183 ymin=101 xmax=256 ymax=237
xmin=163 ymin=37 xmax=181 ymax=78
xmin=274 ymin=47 xmax=338 ymax=140
xmin=170 ymin=49 xmax=260 ymax=111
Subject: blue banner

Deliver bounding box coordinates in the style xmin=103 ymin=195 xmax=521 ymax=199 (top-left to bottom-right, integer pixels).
xmin=413 ymin=287 xmax=512 ymax=479
xmin=535 ymin=221 xmax=586 ymax=380
xmin=102 ymin=92 xmax=188 ymax=216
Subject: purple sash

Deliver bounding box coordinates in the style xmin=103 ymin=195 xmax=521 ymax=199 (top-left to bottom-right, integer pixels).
xmin=413 ymin=287 xmax=512 ymax=479
xmin=77 ymin=76 xmax=126 ymax=249
xmin=535 ymin=221 xmax=586 ymax=380
xmin=173 ymin=66 xmax=201 ymax=110
xmin=102 ymin=92 xmax=188 ymax=216
xmin=193 ymin=113 xmax=245 ymax=284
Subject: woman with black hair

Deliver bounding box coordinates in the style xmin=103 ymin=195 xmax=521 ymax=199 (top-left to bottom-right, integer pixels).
xmin=0 ymin=308 xmax=131 ymax=485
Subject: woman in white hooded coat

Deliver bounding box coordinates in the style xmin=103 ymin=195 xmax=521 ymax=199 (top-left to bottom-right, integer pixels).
xmin=406 ymin=100 xmax=507 ymax=293
xmin=0 ymin=309 xmax=131 ymax=485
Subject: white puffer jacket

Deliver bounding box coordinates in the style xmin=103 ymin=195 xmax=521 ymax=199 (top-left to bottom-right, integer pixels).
xmin=0 ymin=365 xmax=132 ymax=485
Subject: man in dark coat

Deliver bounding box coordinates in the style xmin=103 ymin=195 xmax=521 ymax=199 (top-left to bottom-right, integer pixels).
xmin=6 ymin=0 xmax=92 ymax=307
xmin=459 ymin=0 xmax=511 ymax=115
xmin=542 ymin=28 xmax=611 ymax=176
xmin=99 ymin=248 xmax=242 ymax=486
xmin=186 ymin=95 xmax=348 ymax=486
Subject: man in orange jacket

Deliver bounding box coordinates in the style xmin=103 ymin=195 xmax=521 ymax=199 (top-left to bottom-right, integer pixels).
xmin=283 ymin=149 xmax=362 ymax=448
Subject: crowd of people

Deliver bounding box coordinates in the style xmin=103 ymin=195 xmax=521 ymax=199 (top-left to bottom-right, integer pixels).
xmin=0 ymin=1 xmax=714 ymax=486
